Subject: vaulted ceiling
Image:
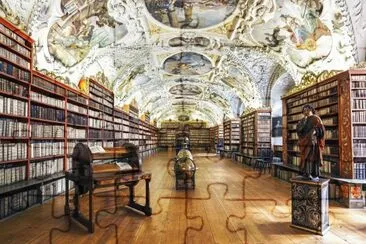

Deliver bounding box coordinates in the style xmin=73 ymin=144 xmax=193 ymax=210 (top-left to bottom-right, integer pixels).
xmin=0 ymin=0 xmax=360 ymax=125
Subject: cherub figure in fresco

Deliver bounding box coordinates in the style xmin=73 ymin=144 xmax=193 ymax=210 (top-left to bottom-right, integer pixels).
xmin=281 ymin=7 xmax=330 ymax=51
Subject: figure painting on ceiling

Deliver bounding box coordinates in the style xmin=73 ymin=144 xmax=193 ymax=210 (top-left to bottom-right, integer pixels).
xmin=280 ymin=1 xmax=332 ymax=68
xmin=47 ymin=0 xmax=127 ymax=67
xmin=163 ymin=52 xmax=212 ymax=75
xmin=145 ymin=0 xmax=239 ymax=29
xmin=169 ymin=84 xmax=202 ymax=95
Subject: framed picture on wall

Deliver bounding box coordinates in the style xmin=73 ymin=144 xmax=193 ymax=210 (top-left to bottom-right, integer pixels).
xmin=272 ymin=117 xmax=282 ymax=137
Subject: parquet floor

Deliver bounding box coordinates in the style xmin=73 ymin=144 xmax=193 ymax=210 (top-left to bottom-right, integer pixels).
xmin=0 ymin=151 xmax=365 ymax=244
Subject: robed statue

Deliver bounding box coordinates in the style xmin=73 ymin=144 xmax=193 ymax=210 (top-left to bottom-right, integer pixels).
xmin=296 ymin=104 xmax=325 ymax=180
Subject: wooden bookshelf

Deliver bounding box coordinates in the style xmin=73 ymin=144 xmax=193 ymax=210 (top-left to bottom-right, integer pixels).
xmin=0 ymin=17 xmax=159 ymax=219
xmin=223 ymin=119 xmax=241 ymax=156
xmin=209 ymin=126 xmax=217 ymax=151
xmin=189 ymin=127 xmax=210 ymax=150
xmin=113 ymin=107 xmax=158 ymax=158
xmin=240 ymin=109 xmax=271 ymax=160
xmin=273 ymin=145 xmax=283 ymax=160
xmin=279 ymin=69 xmax=366 ymax=208
xmin=209 ymin=125 xmax=224 ymax=153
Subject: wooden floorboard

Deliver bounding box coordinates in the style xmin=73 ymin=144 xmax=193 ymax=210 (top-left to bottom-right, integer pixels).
xmin=0 ymin=151 xmax=365 ymax=244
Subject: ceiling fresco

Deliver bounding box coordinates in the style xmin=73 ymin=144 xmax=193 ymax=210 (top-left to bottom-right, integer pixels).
xmin=169 ymin=84 xmax=202 ymax=96
xmin=163 ymin=52 xmax=213 ymax=75
xmin=0 ymin=0 xmax=361 ymax=126
xmin=145 ymin=0 xmax=239 ymax=29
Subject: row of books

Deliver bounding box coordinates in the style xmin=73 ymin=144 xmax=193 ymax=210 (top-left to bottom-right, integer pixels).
xmin=288 ymin=96 xmax=338 ymax=115
xmin=31 ymin=105 xmax=64 ymax=122
xmin=322 ymin=116 xmax=338 ymax=126
xmin=40 ymin=178 xmax=66 ymax=202
xmin=89 ymin=93 xmax=113 ymax=108
xmin=89 ymin=118 xmax=103 ymax=128
xmin=0 ymin=142 xmax=27 ymax=162
xmin=31 ymin=91 xmax=64 ymax=108
xmin=67 ymin=141 xmax=84 ymax=155
xmin=0 ymin=77 xmax=28 ymax=97
xmin=67 ymin=113 xmax=87 ymax=126
xmin=257 ymin=142 xmax=271 ymax=148
xmin=286 ymin=81 xmax=337 ymax=104
xmin=89 ymin=100 xmax=104 ymax=112
xmin=30 ymin=141 xmax=64 ymax=158
xmin=353 ymin=126 xmax=366 ymax=138
xmin=87 ymin=141 xmax=103 ymax=147
xmin=67 ymin=91 xmax=88 ymax=106
xmin=0 ymin=61 xmax=30 ymax=82
xmin=352 ymin=76 xmax=366 ymax=82
xmin=89 ymin=129 xmax=105 ymax=139
xmin=0 ymin=46 xmax=30 ymax=69
xmin=33 ymin=76 xmax=65 ymax=96
xmin=0 ymin=164 xmax=26 ymax=186
xmin=104 ymin=121 xmax=114 ymax=130
xmin=104 ymin=141 xmax=114 ymax=147
xmin=0 ymin=95 xmax=28 ymax=116
xmin=242 ymin=148 xmax=254 ymax=155
xmin=323 ymin=146 xmax=339 ymax=155
xmin=88 ymin=109 xmax=102 ymax=118
xmin=31 ymin=123 xmax=64 ymax=138
xmin=0 ymin=32 xmax=31 ymax=57
xmin=89 ymin=83 xmax=113 ymax=97
xmin=354 ymin=163 xmax=366 ymax=179
xmin=352 ymin=89 xmax=366 ymax=97
xmin=325 ymin=128 xmax=338 ymax=139
xmin=0 ymin=189 xmax=34 ymax=220
xmin=104 ymin=114 xmax=113 ymax=122
xmin=114 ymin=117 xmax=122 ymax=124
xmin=352 ymin=99 xmax=366 ymax=110
xmin=353 ymin=142 xmax=366 ymax=157
xmin=67 ymin=127 xmax=86 ymax=138
xmin=352 ymin=111 xmax=366 ymax=122
xmin=0 ymin=118 xmax=27 ymax=137
xmin=288 ymin=155 xmax=301 ymax=166
xmin=29 ymin=158 xmax=63 ymax=179
xmin=0 ymin=23 xmax=27 ymax=45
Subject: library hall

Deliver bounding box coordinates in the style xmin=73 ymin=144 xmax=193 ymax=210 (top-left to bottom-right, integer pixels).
xmin=1 ymin=0 xmax=366 ymax=243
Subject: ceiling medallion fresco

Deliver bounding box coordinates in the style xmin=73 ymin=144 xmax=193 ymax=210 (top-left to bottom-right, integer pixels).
xmin=169 ymin=84 xmax=202 ymax=95
xmin=163 ymin=52 xmax=213 ymax=75
xmin=145 ymin=0 xmax=239 ymax=29
xmin=250 ymin=0 xmax=332 ymax=68
xmin=48 ymin=0 xmax=127 ymax=67
xmin=174 ymin=78 xmax=201 ymax=83
xmin=168 ymin=36 xmax=210 ymax=47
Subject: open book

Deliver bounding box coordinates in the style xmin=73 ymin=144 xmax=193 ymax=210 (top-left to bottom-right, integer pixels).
xmin=89 ymin=145 xmax=105 ymax=154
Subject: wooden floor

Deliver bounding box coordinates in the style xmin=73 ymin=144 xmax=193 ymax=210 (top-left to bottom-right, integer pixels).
xmin=1 ymin=152 xmax=365 ymax=244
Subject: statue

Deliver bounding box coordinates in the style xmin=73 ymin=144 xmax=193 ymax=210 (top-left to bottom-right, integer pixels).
xmin=296 ymin=104 xmax=325 ymax=180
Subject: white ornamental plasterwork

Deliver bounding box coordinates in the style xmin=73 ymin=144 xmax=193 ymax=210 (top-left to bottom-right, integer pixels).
xmin=233 ymin=0 xmax=277 ymax=44
xmin=26 ymin=0 xmax=51 ymax=35
xmin=342 ymin=0 xmax=366 ymax=61
xmin=107 ymin=0 xmax=148 ymax=45
xmin=0 ymin=0 xmax=36 ymax=30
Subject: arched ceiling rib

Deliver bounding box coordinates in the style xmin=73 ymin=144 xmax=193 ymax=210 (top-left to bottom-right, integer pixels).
xmin=0 ymin=0 xmax=360 ymax=126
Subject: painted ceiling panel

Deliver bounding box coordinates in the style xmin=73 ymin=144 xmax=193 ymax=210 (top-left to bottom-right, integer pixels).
xmin=0 ymin=0 xmax=358 ymax=126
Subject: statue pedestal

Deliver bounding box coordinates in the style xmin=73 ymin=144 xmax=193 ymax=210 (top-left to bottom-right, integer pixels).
xmin=290 ymin=177 xmax=330 ymax=235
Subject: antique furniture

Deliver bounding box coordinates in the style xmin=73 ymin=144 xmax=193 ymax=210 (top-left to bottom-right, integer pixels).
xmin=64 ymin=143 xmax=152 ymax=233
xmin=290 ymin=177 xmax=330 ymax=235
